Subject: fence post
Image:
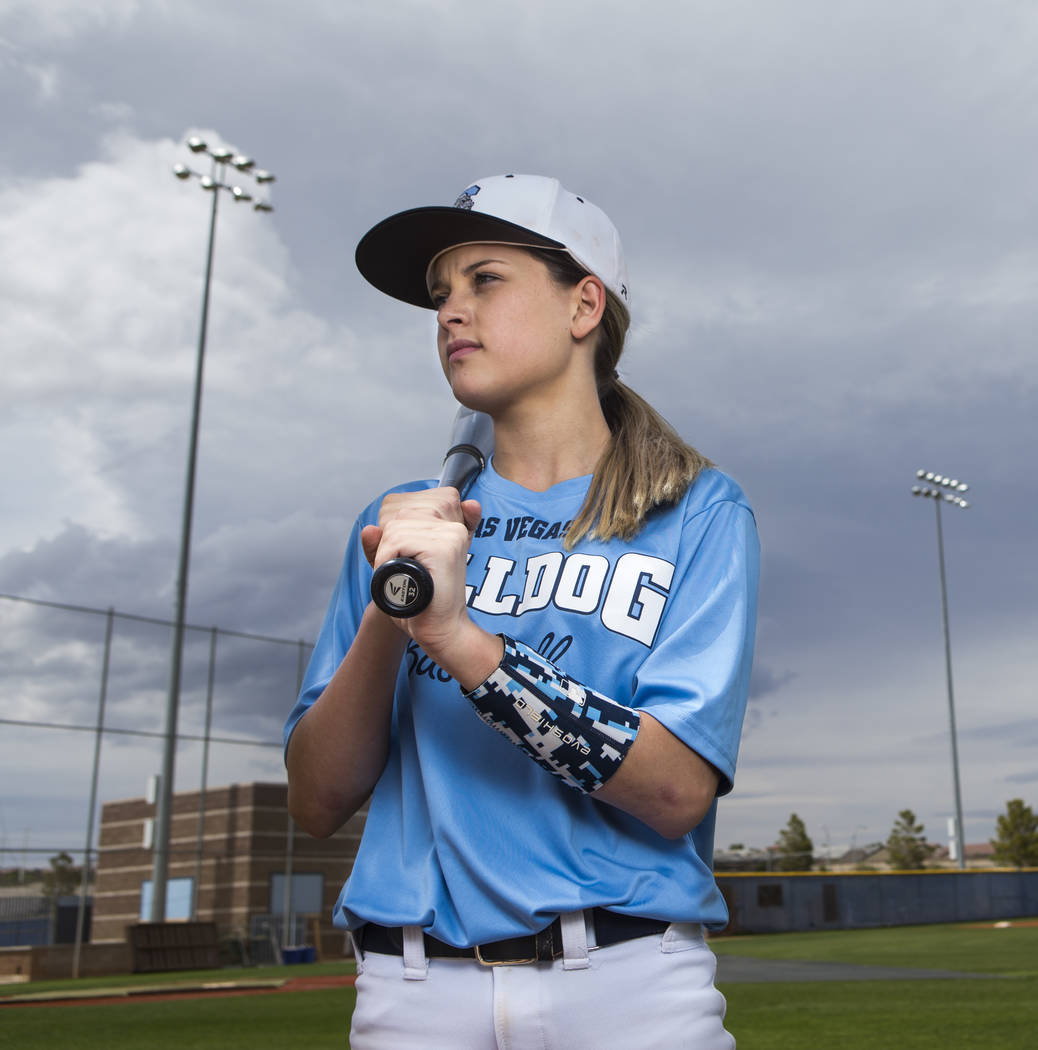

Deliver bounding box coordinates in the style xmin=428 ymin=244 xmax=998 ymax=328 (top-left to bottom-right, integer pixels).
xmin=280 ymin=640 xmax=308 ymax=952
xmin=192 ymin=626 xmax=219 ymax=919
xmin=73 ymin=607 xmax=114 ymax=978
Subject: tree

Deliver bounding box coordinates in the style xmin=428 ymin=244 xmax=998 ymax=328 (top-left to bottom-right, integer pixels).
xmin=40 ymin=851 xmax=79 ymax=902
xmin=991 ymin=798 xmax=1038 ymax=868
xmin=775 ymin=813 xmax=814 ymax=870
xmin=886 ymin=809 xmax=935 ymax=870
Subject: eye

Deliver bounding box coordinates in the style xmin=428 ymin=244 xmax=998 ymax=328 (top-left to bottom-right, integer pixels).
xmin=473 ymin=271 xmax=500 ymax=289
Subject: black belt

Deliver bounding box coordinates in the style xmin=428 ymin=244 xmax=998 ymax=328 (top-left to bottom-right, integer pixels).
xmin=354 ymin=908 xmax=669 ymax=966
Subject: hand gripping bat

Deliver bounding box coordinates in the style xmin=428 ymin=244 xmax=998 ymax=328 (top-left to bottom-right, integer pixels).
xmin=369 ymin=406 xmax=494 ymax=617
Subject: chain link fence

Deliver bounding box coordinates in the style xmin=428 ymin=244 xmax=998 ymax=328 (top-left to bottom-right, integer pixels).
xmin=0 ymin=590 xmax=311 ymax=874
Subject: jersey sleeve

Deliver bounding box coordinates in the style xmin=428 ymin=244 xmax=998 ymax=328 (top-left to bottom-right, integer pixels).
xmin=629 ymin=493 xmax=760 ymax=796
xmin=282 ymin=513 xmax=372 ymax=757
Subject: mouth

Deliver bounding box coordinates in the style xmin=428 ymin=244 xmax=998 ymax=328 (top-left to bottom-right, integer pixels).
xmin=446 ymin=339 xmax=480 ymax=362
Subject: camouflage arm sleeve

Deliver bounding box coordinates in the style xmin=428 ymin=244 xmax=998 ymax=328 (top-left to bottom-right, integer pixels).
xmin=463 ymin=635 xmax=641 ymax=794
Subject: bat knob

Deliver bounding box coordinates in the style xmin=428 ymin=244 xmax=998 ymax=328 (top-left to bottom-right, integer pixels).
xmin=370 ymin=557 xmax=434 ymax=618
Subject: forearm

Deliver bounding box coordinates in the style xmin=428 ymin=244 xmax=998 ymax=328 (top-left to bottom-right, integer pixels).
xmin=286 ymin=604 xmax=408 ymax=837
xmin=464 ymin=635 xmax=720 ymax=839
xmin=423 ymin=618 xmax=505 ymax=692
xmin=591 ymin=712 xmax=720 ymax=839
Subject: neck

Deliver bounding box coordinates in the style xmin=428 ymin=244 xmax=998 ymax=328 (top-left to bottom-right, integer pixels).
xmin=491 ymin=399 xmax=611 ymax=491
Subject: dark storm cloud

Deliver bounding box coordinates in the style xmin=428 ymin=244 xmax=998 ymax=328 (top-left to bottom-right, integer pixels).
xmin=748 ymin=664 xmax=797 ymax=702
xmin=956 ymin=720 xmax=1038 ymax=749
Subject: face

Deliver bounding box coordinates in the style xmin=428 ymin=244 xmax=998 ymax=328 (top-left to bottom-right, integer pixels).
xmin=427 ymin=243 xmax=594 ymax=415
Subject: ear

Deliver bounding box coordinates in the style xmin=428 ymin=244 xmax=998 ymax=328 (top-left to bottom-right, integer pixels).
xmin=570 ymin=275 xmax=606 ymax=341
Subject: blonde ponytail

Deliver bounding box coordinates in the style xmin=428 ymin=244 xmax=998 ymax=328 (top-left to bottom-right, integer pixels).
xmin=528 ymin=248 xmax=712 ymax=547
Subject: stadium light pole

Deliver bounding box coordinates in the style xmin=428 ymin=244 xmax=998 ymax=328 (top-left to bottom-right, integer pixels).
xmin=911 ymin=470 xmax=970 ymax=871
xmin=150 ymin=138 xmax=275 ymax=922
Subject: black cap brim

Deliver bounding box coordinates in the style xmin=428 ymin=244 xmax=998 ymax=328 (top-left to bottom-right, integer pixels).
xmin=355 ymin=206 xmax=565 ymax=309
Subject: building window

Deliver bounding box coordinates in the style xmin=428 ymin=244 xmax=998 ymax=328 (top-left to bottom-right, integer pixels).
xmin=139 ymin=877 xmax=194 ymax=921
xmin=270 ymin=872 xmax=323 ymax=916
xmin=757 ymin=883 xmax=783 ymax=908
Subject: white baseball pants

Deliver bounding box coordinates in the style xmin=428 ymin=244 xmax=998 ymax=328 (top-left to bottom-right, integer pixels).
xmin=348 ymin=918 xmax=735 ymax=1050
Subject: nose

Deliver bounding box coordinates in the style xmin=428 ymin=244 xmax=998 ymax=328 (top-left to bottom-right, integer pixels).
xmin=436 ymin=292 xmax=469 ymax=329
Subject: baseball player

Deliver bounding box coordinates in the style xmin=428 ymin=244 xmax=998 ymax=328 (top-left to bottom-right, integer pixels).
xmin=284 ymin=174 xmax=759 ymax=1049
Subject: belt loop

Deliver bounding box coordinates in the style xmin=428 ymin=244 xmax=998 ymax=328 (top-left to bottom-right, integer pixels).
xmin=560 ymin=910 xmax=590 ymax=970
xmin=348 ymin=930 xmax=365 ymax=976
xmin=660 ymin=921 xmax=704 ymax=954
xmin=401 ymin=925 xmax=429 ymax=980
xmin=584 ymin=908 xmax=598 ymax=949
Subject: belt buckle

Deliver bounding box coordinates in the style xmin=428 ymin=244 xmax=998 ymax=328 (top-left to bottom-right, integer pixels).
xmin=474 ymin=944 xmax=538 ymax=967
xmin=474 ymin=925 xmax=556 ymax=967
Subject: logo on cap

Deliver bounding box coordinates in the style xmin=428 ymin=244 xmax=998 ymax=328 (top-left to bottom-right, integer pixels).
xmin=453 ymin=184 xmax=480 ymax=209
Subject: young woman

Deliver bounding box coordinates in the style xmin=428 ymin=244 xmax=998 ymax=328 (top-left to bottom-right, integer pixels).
xmin=284 ymin=174 xmax=759 ymax=1049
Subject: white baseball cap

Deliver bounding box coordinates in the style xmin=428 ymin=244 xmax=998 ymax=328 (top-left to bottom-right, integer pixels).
xmin=355 ymin=174 xmax=629 ymax=311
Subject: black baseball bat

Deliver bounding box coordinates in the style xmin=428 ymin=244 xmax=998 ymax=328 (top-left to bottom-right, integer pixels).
xmin=370 ymin=406 xmax=494 ymax=617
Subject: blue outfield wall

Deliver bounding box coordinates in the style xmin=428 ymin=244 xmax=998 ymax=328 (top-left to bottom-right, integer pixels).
xmin=715 ymin=869 xmax=1038 ymax=934
xmin=0 ymin=896 xmax=89 ymax=947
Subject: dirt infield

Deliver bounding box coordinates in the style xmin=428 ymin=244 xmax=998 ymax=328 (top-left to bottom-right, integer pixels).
xmin=967 ymin=918 xmax=1038 ymax=929
xmin=280 ymin=975 xmax=358 ymax=991
xmin=0 ymin=974 xmax=357 ymax=1009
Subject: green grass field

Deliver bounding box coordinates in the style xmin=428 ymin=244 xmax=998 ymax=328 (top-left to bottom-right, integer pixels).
xmin=715 ymin=921 xmax=1038 ymax=1048
xmin=2 ymin=921 xmax=1035 ymax=1048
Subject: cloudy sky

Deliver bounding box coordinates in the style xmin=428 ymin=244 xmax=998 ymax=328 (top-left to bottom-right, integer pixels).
xmin=1 ymin=0 xmax=1035 ymax=871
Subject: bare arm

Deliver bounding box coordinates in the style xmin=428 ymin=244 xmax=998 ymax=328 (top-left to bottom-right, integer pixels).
xmin=591 ymin=714 xmax=720 ymax=839
xmin=286 ymin=603 xmax=406 ymax=837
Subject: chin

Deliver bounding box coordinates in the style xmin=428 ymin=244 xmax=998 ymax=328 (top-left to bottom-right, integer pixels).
xmin=448 ymin=379 xmax=503 ymax=416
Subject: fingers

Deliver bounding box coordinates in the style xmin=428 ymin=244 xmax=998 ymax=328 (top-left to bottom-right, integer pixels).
xmin=360 ymin=524 xmax=382 ymax=568
xmin=373 ymin=491 xmax=484 ymax=575
xmin=368 ymin=489 xmax=481 ymax=644
xmin=461 ymin=498 xmax=482 ymax=535
xmin=378 ymin=487 xmax=469 ymax=529
xmin=374 ymin=489 xmax=464 ymax=571
xmin=374 ymin=517 xmax=470 ymax=572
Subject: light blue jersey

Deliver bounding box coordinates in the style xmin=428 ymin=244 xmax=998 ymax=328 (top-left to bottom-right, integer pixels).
xmin=284 ymin=462 xmax=759 ymax=946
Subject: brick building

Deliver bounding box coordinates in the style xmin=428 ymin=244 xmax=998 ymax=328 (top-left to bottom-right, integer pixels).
xmin=93 ymin=782 xmax=365 ymax=957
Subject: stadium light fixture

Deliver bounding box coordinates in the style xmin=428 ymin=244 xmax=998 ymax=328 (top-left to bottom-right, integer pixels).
xmin=911 ymin=469 xmax=971 ymax=870
xmin=150 ymin=137 xmax=276 ymax=924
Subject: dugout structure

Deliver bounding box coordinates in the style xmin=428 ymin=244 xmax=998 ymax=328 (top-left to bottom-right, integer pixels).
xmin=716 ymin=869 xmax=1038 ymax=934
